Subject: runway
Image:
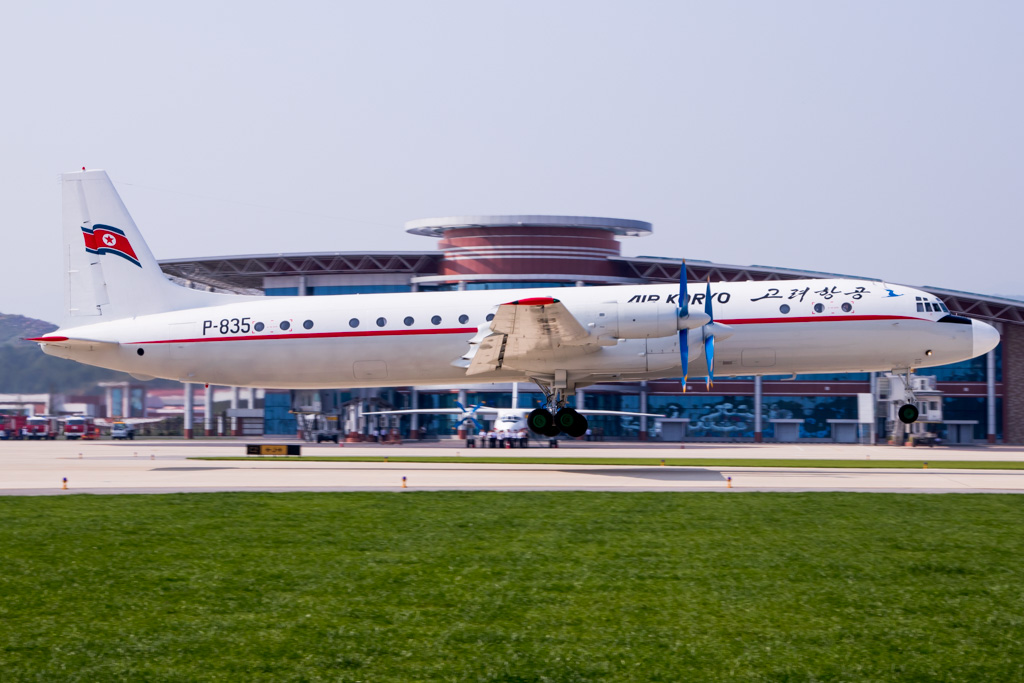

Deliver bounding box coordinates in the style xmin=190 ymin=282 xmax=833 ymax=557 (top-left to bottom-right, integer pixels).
xmin=3 ymin=439 xmax=1024 ymax=495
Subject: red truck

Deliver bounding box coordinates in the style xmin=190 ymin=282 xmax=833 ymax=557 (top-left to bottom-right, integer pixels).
xmin=24 ymin=416 xmax=58 ymax=440
xmin=63 ymin=416 xmax=95 ymax=440
xmin=0 ymin=415 xmax=28 ymax=440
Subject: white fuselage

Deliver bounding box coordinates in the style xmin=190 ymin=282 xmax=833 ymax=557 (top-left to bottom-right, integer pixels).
xmin=42 ymin=278 xmax=989 ymax=389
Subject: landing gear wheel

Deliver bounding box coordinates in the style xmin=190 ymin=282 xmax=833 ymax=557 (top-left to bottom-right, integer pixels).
xmin=527 ymin=408 xmax=554 ymax=435
xmin=543 ymin=425 xmax=561 ymax=438
xmin=555 ymin=408 xmax=588 ymax=439
xmin=898 ymin=404 xmax=919 ymax=424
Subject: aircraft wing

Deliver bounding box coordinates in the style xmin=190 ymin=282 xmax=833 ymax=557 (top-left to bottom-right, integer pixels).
xmin=577 ymin=409 xmax=662 ymax=418
xmin=361 ymin=407 xmax=501 ymax=416
xmin=457 ymin=297 xmax=599 ymax=376
xmin=94 ymin=417 xmax=166 ymax=426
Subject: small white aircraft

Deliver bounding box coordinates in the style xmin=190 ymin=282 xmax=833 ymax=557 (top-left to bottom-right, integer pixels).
xmin=364 ymin=397 xmax=661 ymax=435
xmin=31 ymin=170 xmax=1000 ymax=437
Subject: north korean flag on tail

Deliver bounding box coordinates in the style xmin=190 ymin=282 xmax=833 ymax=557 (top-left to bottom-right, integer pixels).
xmin=82 ymin=224 xmax=141 ymax=267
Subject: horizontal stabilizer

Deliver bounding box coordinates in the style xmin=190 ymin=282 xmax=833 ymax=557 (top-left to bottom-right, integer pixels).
xmin=25 ymin=335 xmax=118 ymax=349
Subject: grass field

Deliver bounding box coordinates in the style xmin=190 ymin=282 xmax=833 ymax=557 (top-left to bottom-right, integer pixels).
xmin=1 ymin=492 xmax=1022 ymax=681
xmin=196 ymin=454 xmax=1024 ymax=469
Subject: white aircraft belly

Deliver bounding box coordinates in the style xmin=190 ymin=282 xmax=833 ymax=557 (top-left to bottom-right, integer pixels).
xmin=156 ymin=335 xmax=484 ymax=388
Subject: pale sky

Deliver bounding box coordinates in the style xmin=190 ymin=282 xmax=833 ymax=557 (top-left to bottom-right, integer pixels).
xmin=2 ymin=1 xmax=1021 ymax=323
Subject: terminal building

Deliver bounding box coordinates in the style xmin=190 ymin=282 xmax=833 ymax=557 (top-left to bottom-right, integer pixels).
xmin=158 ymin=215 xmax=1023 ymax=444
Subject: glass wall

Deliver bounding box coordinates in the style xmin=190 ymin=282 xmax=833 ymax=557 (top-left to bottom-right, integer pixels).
xmin=265 ymin=285 xmax=411 ymax=296
xmin=941 ymin=396 xmax=1002 ymax=441
xmin=579 ymin=392 xmax=640 ymax=438
xmin=762 ymin=373 xmax=870 ymax=381
xmin=645 ymin=394 xmax=857 ymax=439
xmin=423 ymin=282 xmax=580 ymax=292
xmin=312 ymin=285 xmax=410 ymax=295
xmin=929 ymin=344 xmax=1001 ymax=382
xmin=264 ymin=391 xmax=297 ymax=435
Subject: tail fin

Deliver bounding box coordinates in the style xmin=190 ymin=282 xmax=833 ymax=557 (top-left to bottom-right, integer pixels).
xmin=62 ymin=169 xmax=241 ymax=321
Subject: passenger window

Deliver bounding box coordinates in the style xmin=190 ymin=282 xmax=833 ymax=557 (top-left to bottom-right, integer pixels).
xmin=841 ymin=302 xmax=852 ymax=313
xmin=376 ymin=317 xmax=387 ymax=327
xmin=254 ymin=322 xmax=265 ymax=332
xmin=431 ymin=315 xmax=442 ymax=325
xmin=349 ymin=318 xmax=359 ymax=328
xmin=779 ymin=304 xmax=790 ymax=314
xmin=813 ymin=303 xmax=824 ymax=313
xmin=458 ymin=314 xmax=469 ymax=324
xmin=280 ymin=320 xmax=291 ymax=331
xmin=486 ymin=313 xmax=495 ymax=322
xmin=404 ymin=316 xmax=414 ymax=326
xmin=303 ymin=320 xmax=314 ymax=330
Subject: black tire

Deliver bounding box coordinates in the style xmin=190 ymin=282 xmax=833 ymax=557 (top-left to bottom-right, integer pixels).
xmin=527 ymin=409 xmax=553 ymax=435
xmin=898 ymin=404 xmax=919 ymax=424
xmin=543 ymin=425 xmax=561 ymax=438
xmin=555 ymin=408 xmax=588 ymax=439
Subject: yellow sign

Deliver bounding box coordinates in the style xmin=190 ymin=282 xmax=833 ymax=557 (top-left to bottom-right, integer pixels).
xmin=246 ymin=444 xmax=302 ymax=456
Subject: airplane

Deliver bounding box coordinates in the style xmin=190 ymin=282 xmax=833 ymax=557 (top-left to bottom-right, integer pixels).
xmin=30 ymin=169 xmax=1001 ymax=438
xmin=363 ymin=395 xmax=662 ymax=435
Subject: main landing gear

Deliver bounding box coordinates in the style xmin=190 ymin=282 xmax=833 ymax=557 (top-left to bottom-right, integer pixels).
xmin=526 ymin=380 xmax=589 ymax=438
xmin=527 ymin=407 xmax=588 ymax=438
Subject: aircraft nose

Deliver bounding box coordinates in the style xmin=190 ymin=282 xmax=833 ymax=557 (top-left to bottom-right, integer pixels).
xmin=972 ymin=319 xmax=1000 ymax=358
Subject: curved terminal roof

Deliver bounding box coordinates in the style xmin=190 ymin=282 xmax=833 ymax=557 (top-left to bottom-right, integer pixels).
xmin=157 ymin=251 xmax=1024 ymax=327
xmin=405 ymin=215 xmax=653 ymax=237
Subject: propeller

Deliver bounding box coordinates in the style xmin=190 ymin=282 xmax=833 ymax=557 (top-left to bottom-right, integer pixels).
xmin=455 ymin=401 xmax=485 ymax=431
xmin=704 ymin=278 xmax=715 ymax=389
xmin=679 ymin=263 xmax=689 ymax=392
xmin=676 ymin=263 xmax=731 ymax=392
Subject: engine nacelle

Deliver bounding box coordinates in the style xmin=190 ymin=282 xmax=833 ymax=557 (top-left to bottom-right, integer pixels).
xmin=614 ymin=304 xmax=710 ymax=339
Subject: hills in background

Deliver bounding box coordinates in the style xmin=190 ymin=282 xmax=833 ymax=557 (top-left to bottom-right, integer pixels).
xmin=0 ymin=313 xmax=168 ymax=395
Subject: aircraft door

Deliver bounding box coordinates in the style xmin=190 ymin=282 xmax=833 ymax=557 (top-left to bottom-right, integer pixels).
xmin=353 ymin=360 xmax=388 ymax=380
xmin=741 ymin=348 xmax=776 ymax=368
xmin=588 ymin=302 xmax=618 ymax=341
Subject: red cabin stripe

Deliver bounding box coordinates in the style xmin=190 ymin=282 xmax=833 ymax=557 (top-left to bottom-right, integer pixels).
xmin=132 ymin=327 xmax=479 ymax=345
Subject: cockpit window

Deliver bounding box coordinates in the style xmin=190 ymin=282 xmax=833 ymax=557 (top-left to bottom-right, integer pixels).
xmin=938 ymin=314 xmax=971 ymax=325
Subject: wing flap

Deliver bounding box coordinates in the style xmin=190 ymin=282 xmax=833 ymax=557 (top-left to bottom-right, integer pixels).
xmin=458 ymin=297 xmax=599 ymax=376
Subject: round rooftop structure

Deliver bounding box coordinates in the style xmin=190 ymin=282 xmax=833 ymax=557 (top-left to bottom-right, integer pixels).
xmin=405 ymin=215 xmax=653 ymax=237
xmin=405 ymin=215 xmax=652 ymax=285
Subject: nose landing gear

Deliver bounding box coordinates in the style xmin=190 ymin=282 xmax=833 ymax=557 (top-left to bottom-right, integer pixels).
xmin=898 ymin=403 xmax=919 ymax=424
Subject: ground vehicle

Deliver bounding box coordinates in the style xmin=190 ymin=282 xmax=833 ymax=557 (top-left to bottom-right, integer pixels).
xmin=1 ymin=416 xmax=27 ymax=439
xmin=298 ymin=413 xmax=341 ymax=443
xmin=25 ymin=416 xmax=58 ymax=440
xmin=111 ymin=422 xmax=135 ymax=440
xmin=63 ymin=416 xmax=94 ymax=440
